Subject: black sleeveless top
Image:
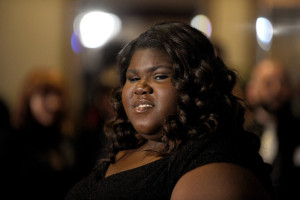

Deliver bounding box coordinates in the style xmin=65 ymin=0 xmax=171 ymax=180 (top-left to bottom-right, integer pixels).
xmin=65 ymin=131 xmax=274 ymax=200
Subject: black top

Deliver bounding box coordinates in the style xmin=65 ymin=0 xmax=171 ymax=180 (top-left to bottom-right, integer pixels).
xmin=65 ymin=131 xmax=274 ymax=200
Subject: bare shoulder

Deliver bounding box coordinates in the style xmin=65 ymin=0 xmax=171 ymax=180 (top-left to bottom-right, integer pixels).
xmin=171 ymin=162 xmax=271 ymax=200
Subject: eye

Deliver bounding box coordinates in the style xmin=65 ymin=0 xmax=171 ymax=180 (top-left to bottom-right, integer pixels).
xmin=128 ymin=76 xmax=140 ymax=82
xmin=154 ymin=74 xmax=169 ymax=80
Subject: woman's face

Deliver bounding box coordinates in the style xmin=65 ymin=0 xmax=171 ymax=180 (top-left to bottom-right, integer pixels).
xmin=122 ymin=48 xmax=177 ymax=141
xmin=30 ymin=90 xmax=63 ymax=126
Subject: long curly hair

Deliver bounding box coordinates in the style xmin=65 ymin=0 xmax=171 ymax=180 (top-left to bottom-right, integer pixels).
xmin=104 ymin=21 xmax=246 ymax=163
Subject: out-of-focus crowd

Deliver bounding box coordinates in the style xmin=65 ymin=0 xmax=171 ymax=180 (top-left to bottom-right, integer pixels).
xmin=0 ymin=42 xmax=121 ymax=200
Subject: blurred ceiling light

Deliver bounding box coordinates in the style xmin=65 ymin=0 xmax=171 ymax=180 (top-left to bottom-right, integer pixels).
xmin=256 ymin=17 xmax=273 ymax=51
xmin=190 ymin=14 xmax=212 ymax=38
xmin=74 ymin=11 xmax=121 ymax=49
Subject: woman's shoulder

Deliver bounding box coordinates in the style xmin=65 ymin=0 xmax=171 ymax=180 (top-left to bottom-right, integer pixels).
xmin=176 ymin=130 xmax=272 ymax=179
xmin=169 ymin=131 xmax=274 ymax=199
xmin=171 ymin=162 xmax=271 ymax=200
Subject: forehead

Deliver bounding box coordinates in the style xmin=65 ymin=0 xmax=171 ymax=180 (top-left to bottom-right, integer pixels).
xmin=128 ymin=48 xmax=172 ymax=69
xmin=255 ymin=63 xmax=286 ymax=82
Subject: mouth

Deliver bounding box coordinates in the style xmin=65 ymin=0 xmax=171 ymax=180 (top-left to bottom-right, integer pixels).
xmin=135 ymin=104 xmax=153 ymax=108
xmin=133 ymin=100 xmax=154 ymax=113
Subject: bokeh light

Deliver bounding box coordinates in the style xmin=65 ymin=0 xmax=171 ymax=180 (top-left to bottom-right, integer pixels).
xmin=256 ymin=17 xmax=273 ymax=51
xmin=190 ymin=14 xmax=212 ymax=38
xmin=74 ymin=11 xmax=121 ymax=49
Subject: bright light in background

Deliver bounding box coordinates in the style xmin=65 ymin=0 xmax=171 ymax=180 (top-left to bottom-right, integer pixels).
xmin=256 ymin=17 xmax=273 ymax=51
xmin=74 ymin=11 xmax=121 ymax=49
xmin=190 ymin=14 xmax=212 ymax=38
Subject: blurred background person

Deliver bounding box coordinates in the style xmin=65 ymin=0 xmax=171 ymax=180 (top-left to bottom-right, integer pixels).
xmin=0 ymin=97 xmax=11 ymax=131
xmin=0 ymin=97 xmax=12 ymax=156
xmin=0 ymin=97 xmax=15 ymax=197
xmin=10 ymin=67 xmax=77 ymax=200
xmin=245 ymin=58 xmax=300 ymax=199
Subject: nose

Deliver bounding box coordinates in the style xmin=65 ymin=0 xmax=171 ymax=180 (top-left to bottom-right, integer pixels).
xmin=134 ymin=80 xmax=153 ymax=95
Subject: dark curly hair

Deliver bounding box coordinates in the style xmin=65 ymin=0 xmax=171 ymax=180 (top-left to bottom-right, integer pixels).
xmin=104 ymin=21 xmax=246 ymax=163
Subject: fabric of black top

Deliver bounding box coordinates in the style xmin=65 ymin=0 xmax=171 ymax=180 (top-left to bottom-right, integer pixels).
xmin=65 ymin=131 xmax=274 ymax=200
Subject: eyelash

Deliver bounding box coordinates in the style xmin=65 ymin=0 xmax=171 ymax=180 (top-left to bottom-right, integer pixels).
xmin=127 ymin=75 xmax=169 ymax=82
xmin=128 ymin=77 xmax=140 ymax=82
xmin=154 ymin=75 xmax=168 ymax=80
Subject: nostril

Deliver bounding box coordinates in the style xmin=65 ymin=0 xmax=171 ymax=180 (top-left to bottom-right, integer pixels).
xmin=134 ymin=84 xmax=153 ymax=95
xmin=148 ymin=87 xmax=153 ymax=94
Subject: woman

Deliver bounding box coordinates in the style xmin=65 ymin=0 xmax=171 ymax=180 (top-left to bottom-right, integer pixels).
xmin=11 ymin=68 xmax=77 ymax=200
xmin=65 ymin=21 xmax=274 ymax=200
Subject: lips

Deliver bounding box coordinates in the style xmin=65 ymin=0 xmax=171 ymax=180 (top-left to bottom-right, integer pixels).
xmin=133 ymin=99 xmax=154 ymax=113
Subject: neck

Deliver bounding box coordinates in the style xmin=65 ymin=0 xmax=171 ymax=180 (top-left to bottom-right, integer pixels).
xmin=140 ymin=140 xmax=165 ymax=152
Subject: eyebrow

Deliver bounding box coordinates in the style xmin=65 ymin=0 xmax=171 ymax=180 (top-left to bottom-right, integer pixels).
xmin=126 ymin=65 xmax=173 ymax=74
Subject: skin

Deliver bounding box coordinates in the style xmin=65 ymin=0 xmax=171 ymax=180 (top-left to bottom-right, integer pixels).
xmin=245 ymin=59 xmax=291 ymax=112
xmin=122 ymin=48 xmax=177 ymax=141
xmin=30 ymin=91 xmax=63 ymax=126
xmin=171 ymin=163 xmax=271 ymax=200
xmin=106 ymin=48 xmax=271 ymax=199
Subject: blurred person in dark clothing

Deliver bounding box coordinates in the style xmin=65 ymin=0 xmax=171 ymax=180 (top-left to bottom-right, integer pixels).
xmin=0 ymin=97 xmax=10 ymax=128
xmin=0 ymin=97 xmax=12 ymax=153
xmin=8 ymin=67 xmax=77 ymax=200
xmin=245 ymin=58 xmax=300 ymax=199
xmin=0 ymin=97 xmax=16 ymax=197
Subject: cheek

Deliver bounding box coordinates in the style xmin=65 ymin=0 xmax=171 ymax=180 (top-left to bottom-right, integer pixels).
xmin=158 ymin=88 xmax=178 ymax=115
xmin=30 ymin=95 xmax=45 ymax=116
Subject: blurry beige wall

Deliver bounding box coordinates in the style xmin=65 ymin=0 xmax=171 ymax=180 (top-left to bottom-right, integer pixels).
xmin=207 ymin=0 xmax=257 ymax=83
xmin=1 ymin=0 xmax=299 ymax=120
xmin=0 ymin=0 xmax=261 ymax=118
xmin=0 ymin=0 xmax=82 ymax=120
xmin=0 ymin=0 xmax=64 ymax=109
